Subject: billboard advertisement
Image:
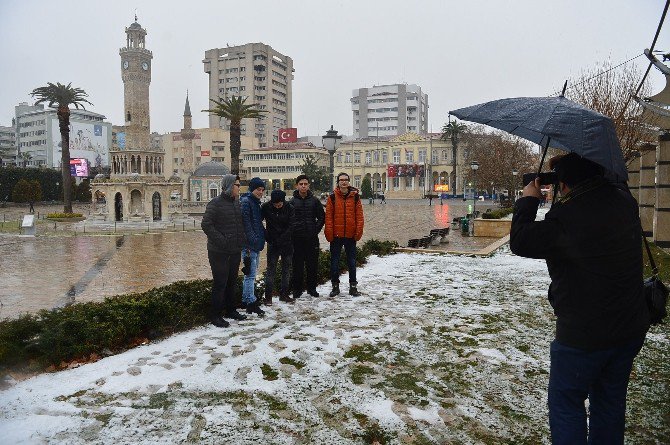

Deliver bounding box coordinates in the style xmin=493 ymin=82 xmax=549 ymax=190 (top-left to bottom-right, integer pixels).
xmin=278 ymin=128 xmax=297 ymax=143
xmin=70 ymin=158 xmax=89 ymax=177
xmin=52 ymin=120 xmax=109 ymax=168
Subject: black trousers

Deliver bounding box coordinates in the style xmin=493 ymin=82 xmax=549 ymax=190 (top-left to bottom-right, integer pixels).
xmin=292 ymin=236 xmax=319 ymax=293
xmin=207 ymin=250 xmax=241 ymax=317
xmin=265 ymin=243 xmax=293 ymax=298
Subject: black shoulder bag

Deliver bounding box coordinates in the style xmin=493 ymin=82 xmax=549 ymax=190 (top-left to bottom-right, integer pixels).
xmin=642 ymin=234 xmax=668 ymax=325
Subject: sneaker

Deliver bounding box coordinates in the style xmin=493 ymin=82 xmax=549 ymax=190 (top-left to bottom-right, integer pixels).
xmin=211 ymin=316 xmax=230 ymax=328
xmin=225 ymin=310 xmax=248 ymax=321
xmin=307 ymin=289 xmax=320 ymax=298
xmin=246 ymin=301 xmax=265 ymax=317
xmin=349 ymin=285 xmax=361 ymax=297
xmin=293 ymin=291 xmax=302 ymax=299
xmin=279 ymin=294 xmax=295 ymax=303
xmin=329 ymin=284 xmax=340 ymax=297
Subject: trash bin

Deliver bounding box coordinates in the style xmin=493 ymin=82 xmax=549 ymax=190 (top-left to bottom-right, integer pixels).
xmin=460 ymin=217 xmax=469 ymax=235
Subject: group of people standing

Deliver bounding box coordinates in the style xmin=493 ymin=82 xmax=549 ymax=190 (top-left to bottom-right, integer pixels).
xmin=201 ymin=172 xmax=364 ymax=328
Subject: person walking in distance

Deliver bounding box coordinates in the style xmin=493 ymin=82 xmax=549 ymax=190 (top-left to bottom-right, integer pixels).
xmin=290 ymin=174 xmax=325 ymax=299
xmin=201 ymin=174 xmax=247 ymax=327
xmin=510 ymin=153 xmax=649 ymax=444
xmin=262 ymin=189 xmax=295 ymax=305
xmin=240 ymin=177 xmax=266 ymax=317
xmin=325 ymin=172 xmax=364 ymax=297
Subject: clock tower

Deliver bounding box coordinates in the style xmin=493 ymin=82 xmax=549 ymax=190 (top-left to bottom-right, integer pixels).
xmin=120 ymin=16 xmax=153 ymax=154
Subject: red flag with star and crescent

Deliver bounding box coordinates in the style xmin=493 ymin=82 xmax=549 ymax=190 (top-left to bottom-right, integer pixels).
xmin=278 ymin=128 xmax=297 ymax=143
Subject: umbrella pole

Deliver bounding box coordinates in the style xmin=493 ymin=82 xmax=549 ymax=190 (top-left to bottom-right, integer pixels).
xmin=537 ymin=137 xmax=552 ymax=174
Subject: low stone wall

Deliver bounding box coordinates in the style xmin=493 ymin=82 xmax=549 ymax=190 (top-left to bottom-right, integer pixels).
xmin=473 ymin=218 xmax=511 ymax=237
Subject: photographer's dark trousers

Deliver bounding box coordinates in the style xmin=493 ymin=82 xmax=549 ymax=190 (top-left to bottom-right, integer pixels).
xmin=329 ymin=237 xmax=357 ymax=285
xmin=548 ymin=337 xmax=645 ymax=445
xmin=292 ymin=236 xmax=319 ymax=293
xmin=265 ymin=243 xmax=292 ymax=298
xmin=208 ymin=250 xmax=241 ymax=318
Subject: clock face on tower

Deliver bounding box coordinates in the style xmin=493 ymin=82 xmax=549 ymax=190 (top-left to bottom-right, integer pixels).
xmin=123 ymin=60 xmax=129 ymax=69
xmin=142 ymin=62 xmax=149 ymax=71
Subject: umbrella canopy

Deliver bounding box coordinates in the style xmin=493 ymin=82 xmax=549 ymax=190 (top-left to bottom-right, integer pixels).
xmin=450 ymin=96 xmax=628 ymax=181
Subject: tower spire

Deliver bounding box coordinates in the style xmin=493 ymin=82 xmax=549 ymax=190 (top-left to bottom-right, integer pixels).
xmin=184 ymin=90 xmax=191 ymax=117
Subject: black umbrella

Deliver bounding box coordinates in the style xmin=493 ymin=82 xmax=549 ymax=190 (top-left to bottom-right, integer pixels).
xmin=450 ymin=96 xmax=628 ymax=181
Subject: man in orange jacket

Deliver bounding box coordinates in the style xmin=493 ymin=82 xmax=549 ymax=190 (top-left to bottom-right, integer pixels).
xmin=325 ymin=172 xmax=365 ymax=297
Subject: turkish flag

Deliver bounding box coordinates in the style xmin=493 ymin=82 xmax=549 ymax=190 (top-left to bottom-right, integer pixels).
xmin=278 ymin=128 xmax=297 ymax=143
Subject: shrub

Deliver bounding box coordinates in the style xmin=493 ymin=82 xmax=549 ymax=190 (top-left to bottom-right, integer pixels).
xmin=46 ymin=213 xmax=84 ymax=218
xmin=482 ymin=207 xmax=514 ymax=219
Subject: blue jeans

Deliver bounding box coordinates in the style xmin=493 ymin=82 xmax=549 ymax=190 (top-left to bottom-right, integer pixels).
xmin=330 ymin=237 xmax=357 ymax=285
xmin=548 ymin=337 xmax=645 ymax=445
xmin=242 ymin=250 xmax=259 ymax=305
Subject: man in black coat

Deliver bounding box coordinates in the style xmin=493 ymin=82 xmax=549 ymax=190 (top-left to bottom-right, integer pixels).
xmin=201 ymin=174 xmax=247 ymax=327
xmin=510 ymin=153 xmax=649 ymax=444
xmin=290 ymin=174 xmax=325 ymax=299
xmin=261 ymin=189 xmax=295 ymax=304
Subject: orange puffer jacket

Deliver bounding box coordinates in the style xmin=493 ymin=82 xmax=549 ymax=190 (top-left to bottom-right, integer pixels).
xmin=324 ymin=186 xmax=364 ymax=242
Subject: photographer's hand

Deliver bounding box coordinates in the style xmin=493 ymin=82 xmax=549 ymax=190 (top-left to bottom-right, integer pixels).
xmin=522 ymin=178 xmax=543 ymax=199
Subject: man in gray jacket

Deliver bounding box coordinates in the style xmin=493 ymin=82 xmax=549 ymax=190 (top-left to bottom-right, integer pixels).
xmin=201 ymin=174 xmax=247 ymax=327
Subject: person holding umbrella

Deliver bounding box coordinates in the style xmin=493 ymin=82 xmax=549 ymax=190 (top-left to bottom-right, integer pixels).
xmin=452 ymin=95 xmax=649 ymax=444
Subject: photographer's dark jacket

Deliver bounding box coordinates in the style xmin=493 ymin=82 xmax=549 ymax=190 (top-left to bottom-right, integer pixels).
xmin=510 ymin=178 xmax=649 ymax=350
xmin=290 ymin=190 xmax=325 ymax=240
xmin=262 ymin=201 xmax=295 ymax=250
xmin=201 ymin=192 xmax=246 ymax=254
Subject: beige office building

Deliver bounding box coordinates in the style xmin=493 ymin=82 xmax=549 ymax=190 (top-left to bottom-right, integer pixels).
xmin=203 ymin=43 xmax=293 ymax=148
xmin=241 ymin=142 xmax=330 ymax=191
xmin=333 ymin=132 xmax=468 ymax=199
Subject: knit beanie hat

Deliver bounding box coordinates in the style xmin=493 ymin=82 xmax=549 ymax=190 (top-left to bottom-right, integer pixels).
xmin=271 ymin=189 xmax=286 ymax=203
xmin=248 ymin=177 xmax=265 ymax=191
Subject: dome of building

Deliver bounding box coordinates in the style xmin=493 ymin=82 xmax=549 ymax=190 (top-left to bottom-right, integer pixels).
xmin=129 ymin=21 xmax=143 ymax=30
xmin=192 ymin=161 xmax=230 ymax=177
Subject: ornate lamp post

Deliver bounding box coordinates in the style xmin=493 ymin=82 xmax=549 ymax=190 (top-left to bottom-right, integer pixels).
xmin=471 ymin=161 xmax=479 ymax=217
xmin=512 ymin=169 xmax=518 ymax=203
xmin=322 ymin=125 xmax=342 ymax=191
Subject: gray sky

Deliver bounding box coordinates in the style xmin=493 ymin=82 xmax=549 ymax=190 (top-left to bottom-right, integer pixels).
xmin=0 ymin=0 xmax=666 ymax=138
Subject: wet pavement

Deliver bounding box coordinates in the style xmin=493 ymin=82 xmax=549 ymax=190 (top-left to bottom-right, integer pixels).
xmin=0 ymin=199 xmax=503 ymax=319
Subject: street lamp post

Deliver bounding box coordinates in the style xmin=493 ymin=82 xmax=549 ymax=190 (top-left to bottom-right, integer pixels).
xmin=512 ymin=169 xmax=518 ymax=203
xmin=471 ymin=161 xmax=479 ymax=218
xmin=322 ymin=125 xmax=342 ymax=191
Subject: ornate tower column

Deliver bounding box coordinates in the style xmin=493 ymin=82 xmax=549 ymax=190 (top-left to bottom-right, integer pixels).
xmin=119 ymin=17 xmax=153 ymax=165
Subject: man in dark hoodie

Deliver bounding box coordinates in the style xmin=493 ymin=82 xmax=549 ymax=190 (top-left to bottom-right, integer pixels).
xmin=261 ymin=189 xmax=295 ymax=305
xmin=240 ymin=177 xmax=266 ymax=317
xmin=289 ymin=174 xmax=325 ymax=299
xmin=201 ymin=174 xmax=247 ymax=328
xmin=510 ymin=153 xmax=648 ymax=444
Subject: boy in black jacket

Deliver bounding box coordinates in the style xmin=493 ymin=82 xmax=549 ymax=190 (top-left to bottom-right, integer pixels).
xmin=261 ymin=189 xmax=295 ymax=304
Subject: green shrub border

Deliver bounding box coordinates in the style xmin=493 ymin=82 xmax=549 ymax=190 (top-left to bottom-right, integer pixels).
xmin=481 ymin=207 xmax=514 ymax=219
xmin=0 ymin=239 xmax=397 ymax=376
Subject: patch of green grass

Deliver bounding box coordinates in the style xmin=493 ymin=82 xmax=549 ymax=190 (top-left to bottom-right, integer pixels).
xmin=343 ymin=343 xmax=380 ymax=362
xmin=517 ymin=344 xmax=530 ymax=353
xmin=146 ymin=392 xmax=174 ymax=410
xmin=360 ymin=422 xmax=394 ymax=444
xmin=278 ymin=356 xmax=305 ymax=369
xmin=257 ymin=392 xmax=288 ymax=411
xmin=94 ymin=413 xmax=113 ymax=426
xmin=260 ymin=363 xmax=279 ymax=381
xmin=386 ymin=372 xmax=428 ymax=398
xmin=351 ymin=364 xmax=375 ymax=384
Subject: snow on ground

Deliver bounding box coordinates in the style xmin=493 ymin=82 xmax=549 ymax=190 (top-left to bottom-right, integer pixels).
xmin=0 ymin=244 xmax=666 ymax=444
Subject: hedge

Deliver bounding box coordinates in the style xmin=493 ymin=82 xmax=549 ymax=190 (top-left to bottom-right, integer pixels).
xmin=481 ymin=207 xmax=514 ymax=219
xmin=0 ymin=239 xmax=397 ymax=375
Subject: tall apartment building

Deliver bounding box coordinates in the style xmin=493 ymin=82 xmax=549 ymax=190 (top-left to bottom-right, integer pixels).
xmin=14 ymin=102 xmax=112 ymax=168
xmin=351 ymin=83 xmax=428 ymax=139
xmin=0 ymin=124 xmax=16 ymax=166
xmin=203 ymin=43 xmax=293 ymax=147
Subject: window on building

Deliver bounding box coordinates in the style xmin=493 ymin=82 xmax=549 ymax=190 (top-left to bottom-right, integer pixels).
xmin=405 ymin=150 xmax=414 ymax=163
xmin=393 ymin=177 xmax=400 ymax=190
xmin=418 ymin=149 xmax=426 ymax=163
xmin=365 ymin=152 xmax=371 ymax=165
xmin=354 ymin=152 xmax=361 ymax=163
xmin=405 ymin=176 xmax=413 ymax=188
xmin=382 ymin=151 xmax=388 ymax=164
xmin=345 ymin=152 xmax=351 ymax=163
xmin=209 ymin=186 xmax=218 ymax=199
xmin=442 ymin=150 xmax=448 ymax=161
xmin=393 ymin=150 xmax=400 ymax=163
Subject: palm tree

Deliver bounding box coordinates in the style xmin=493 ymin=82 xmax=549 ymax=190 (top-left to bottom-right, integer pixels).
xmin=203 ymin=95 xmax=266 ymax=175
xmin=30 ymin=82 xmax=92 ymax=213
xmin=441 ymin=119 xmax=467 ymax=198
xmin=19 ymin=151 xmax=33 ymax=168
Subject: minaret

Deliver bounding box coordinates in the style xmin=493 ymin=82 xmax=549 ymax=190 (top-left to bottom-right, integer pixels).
xmin=118 ymin=16 xmax=155 ymax=174
xmin=180 ymin=92 xmax=196 ymax=178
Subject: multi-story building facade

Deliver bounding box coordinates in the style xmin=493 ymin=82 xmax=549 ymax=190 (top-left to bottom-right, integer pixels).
xmin=241 ymin=142 xmax=330 ymax=191
xmin=352 ymin=83 xmax=428 ymax=139
xmin=0 ymin=124 xmax=16 ymax=166
xmin=13 ymin=102 xmax=112 ymax=169
xmin=203 ymin=43 xmax=293 ymax=147
xmin=333 ymin=132 xmax=467 ymax=199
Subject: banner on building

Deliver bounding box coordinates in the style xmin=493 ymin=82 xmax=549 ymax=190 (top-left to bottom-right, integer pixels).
xmin=278 ymin=128 xmax=297 ymax=143
xmin=387 ymin=164 xmax=425 ymax=178
xmin=70 ymin=158 xmax=89 ymax=177
xmin=200 ymin=150 xmax=210 ymax=157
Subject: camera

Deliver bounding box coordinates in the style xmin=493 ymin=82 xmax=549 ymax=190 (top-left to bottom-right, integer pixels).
xmin=523 ymin=172 xmax=557 ymax=186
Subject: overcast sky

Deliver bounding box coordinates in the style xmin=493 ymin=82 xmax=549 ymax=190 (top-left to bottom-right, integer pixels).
xmin=0 ymin=0 xmax=666 ymax=138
